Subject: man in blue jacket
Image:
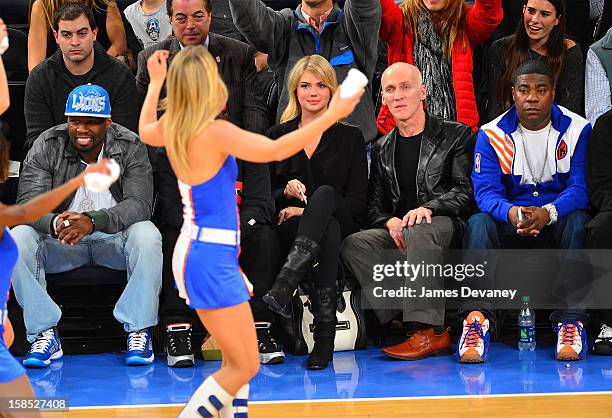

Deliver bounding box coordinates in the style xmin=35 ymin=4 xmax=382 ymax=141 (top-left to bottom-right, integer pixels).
xmin=464 ymin=60 xmax=592 ymax=363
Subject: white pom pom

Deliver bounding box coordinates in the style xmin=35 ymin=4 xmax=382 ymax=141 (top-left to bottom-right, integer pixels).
xmin=84 ymin=159 xmax=120 ymax=192
xmin=0 ymin=36 xmax=8 ymax=55
xmin=340 ymin=68 xmax=368 ymax=99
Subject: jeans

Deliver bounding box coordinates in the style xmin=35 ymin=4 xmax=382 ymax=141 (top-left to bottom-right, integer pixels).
xmin=11 ymin=221 xmax=162 ymax=342
xmin=463 ymin=210 xmax=592 ymax=323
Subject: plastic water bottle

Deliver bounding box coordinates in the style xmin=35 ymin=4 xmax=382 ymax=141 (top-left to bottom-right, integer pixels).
xmin=518 ymin=296 xmax=536 ymax=351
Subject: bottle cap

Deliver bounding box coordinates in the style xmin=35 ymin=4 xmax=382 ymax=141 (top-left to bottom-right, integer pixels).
xmin=521 ymin=296 xmax=530 ymax=303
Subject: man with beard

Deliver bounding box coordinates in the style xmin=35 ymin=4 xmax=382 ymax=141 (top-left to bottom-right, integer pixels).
xmin=466 ymin=60 xmax=592 ymax=362
xmin=24 ymin=2 xmax=137 ymax=151
xmin=11 ymin=84 xmax=162 ymax=369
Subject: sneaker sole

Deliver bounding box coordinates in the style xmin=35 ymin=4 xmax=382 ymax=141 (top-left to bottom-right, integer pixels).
xmin=383 ymin=347 xmax=451 ymax=361
xmin=23 ymin=349 xmax=63 ymax=368
xmin=556 ymin=354 xmax=581 ymax=361
xmin=260 ymin=352 xmax=285 ymax=364
xmin=459 ymin=352 xmax=485 ymax=363
xmin=167 ymin=354 xmax=195 ymax=368
xmin=126 ymin=354 xmax=154 ymax=366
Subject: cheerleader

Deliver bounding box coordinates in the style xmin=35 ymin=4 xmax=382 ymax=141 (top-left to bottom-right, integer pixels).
xmin=138 ymin=47 xmax=363 ymax=417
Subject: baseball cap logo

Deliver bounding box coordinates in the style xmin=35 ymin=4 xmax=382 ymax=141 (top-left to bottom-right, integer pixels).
xmin=72 ymin=89 xmax=106 ymax=113
xmin=65 ymin=84 xmax=111 ymax=118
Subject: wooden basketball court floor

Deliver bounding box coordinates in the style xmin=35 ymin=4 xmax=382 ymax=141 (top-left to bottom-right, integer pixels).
xmin=22 ymin=344 xmax=612 ymax=417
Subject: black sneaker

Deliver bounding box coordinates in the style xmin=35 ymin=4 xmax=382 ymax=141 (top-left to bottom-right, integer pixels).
xmin=592 ymin=323 xmax=612 ymax=355
xmin=165 ymin=323 xmax=195 ymax=368
xmin=255 ymin=322 xmax=285 ymax=365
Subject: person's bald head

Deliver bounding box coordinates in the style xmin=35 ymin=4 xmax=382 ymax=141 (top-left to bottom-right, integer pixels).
xmin=381 ymin=63 xmax=426 ymax=124
xmin=382 ymin=62 xmax=423 ymax=87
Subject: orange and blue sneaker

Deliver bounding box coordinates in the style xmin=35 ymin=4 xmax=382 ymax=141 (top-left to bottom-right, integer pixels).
xmin=457 ymin=311 xmax=490 ymax=363
xmin=554 ymin=321 xmax=587 ymax=361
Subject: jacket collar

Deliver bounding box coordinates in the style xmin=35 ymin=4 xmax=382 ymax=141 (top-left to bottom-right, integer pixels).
xmin=381 ymin=112 xmax=442 ymax=150
xmin=167 ymin=36 xmax=182 ymax=57
xmin=378 ymin=112 xmax=443 ymax=204
xmin=601 ymin=27 xmax=612 ymax=49
xmin=168 ymin=34 xmax=224 ymax=74
xmin=496 ymin=102 xmax=571 ymax=137
xmin=294 ymin=4 xmax=342 ymax=31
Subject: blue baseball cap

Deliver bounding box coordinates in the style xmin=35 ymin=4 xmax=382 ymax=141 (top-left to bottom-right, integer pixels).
xmin=65 ymin=84 xmax=111 ymax=118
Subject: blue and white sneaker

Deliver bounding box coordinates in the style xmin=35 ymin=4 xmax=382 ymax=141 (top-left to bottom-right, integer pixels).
xmin=457 ymin=311 xmax=490 ymax=363
xmin=126 ymin=329 xmax=154 ymax=366
xmin=23 ymin=328 xmax=63 ymax=368
xmin=554 ymin=321 xmax=587 ymax=361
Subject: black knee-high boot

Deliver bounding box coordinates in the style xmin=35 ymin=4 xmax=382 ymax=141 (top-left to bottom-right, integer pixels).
xmin=307 ymin=286 xmax=337 ymax=370
xmin=263 ymin=236 xmax=320 ymax=318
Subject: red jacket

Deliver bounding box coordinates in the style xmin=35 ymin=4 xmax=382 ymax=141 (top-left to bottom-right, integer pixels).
xmin=378 ymin=0 xmax=502 ymax=133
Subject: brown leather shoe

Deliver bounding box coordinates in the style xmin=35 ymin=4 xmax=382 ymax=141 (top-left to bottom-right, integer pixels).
xmin=382 ymin=327 xmax=451 ymax=360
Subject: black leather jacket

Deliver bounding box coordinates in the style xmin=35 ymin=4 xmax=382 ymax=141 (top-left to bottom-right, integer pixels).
xmin=368 ymin=113 xmax=477 ymax=228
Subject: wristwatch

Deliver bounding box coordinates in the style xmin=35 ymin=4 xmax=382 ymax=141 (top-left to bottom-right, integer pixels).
xmin=542 ymin=203 xmax=558 ymax=225
xmin=82 ymin=211 xmax=96 ymax=232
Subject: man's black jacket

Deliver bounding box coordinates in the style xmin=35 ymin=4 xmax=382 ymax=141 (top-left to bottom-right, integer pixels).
xmin=25 ymin=42 xmax=137 ymax=151
xmin=368 ymin=112 xmax=477 ymax=228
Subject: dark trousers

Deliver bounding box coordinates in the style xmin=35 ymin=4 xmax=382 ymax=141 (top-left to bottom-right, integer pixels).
xmin=159 ymin=223 xmax=281 ymax=325
xmin=586 ymin=211 xmax=612 ymax=325
xmin=275 ymin=185 xmax=359 ymax=289
xmin=463 ymin=210 xmax=592 ymax=324
xmin=341 ymin=217 xmax=456 ymax=326
xmin=240 ymin=224 xmax=281 ymax=323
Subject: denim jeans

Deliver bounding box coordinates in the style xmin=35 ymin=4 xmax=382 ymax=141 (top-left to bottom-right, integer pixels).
xmin=10 ymin=221 xmax=162 ymax=342
xmin=463 ymin=210 xmax=592 ymax=323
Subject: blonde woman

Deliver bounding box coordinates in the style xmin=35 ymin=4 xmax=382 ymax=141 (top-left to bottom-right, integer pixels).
xmin=28 ymin=0 xmax=127 ymax=71
xmin=139 ymin=47 xmax=362 ymax=417
xmin=264 ymin=55 xmax=368 ymax=370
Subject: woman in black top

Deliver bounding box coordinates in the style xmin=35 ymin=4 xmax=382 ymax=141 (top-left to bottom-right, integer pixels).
xmin=264 ymin=55 xmax=368 ymax=370
xmin=482 ymin=0 xmax=584 ymax=122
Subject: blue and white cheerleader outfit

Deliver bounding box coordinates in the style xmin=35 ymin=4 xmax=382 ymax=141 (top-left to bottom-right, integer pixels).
xmin=172 ymin=156 xmax=253 ymax=309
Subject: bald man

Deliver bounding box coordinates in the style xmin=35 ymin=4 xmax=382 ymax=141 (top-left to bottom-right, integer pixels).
xmin=341 ymin=63 xmax=477 ymax=361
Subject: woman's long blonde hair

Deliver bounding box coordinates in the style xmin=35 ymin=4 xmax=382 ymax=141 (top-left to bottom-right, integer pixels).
xmin=400 ymin=0 xmax=468 ymax=60
xmin=29 ymin=0 xmax=114 ymax=30
xmin=162 ymin=46 xmax=228 ymax=174
xmin=280 ymin=55 xmax=338 ymax=123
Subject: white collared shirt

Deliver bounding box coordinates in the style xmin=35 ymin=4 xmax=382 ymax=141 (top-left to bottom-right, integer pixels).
xmin=179 ymin=35 xmax=210 ymax=50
